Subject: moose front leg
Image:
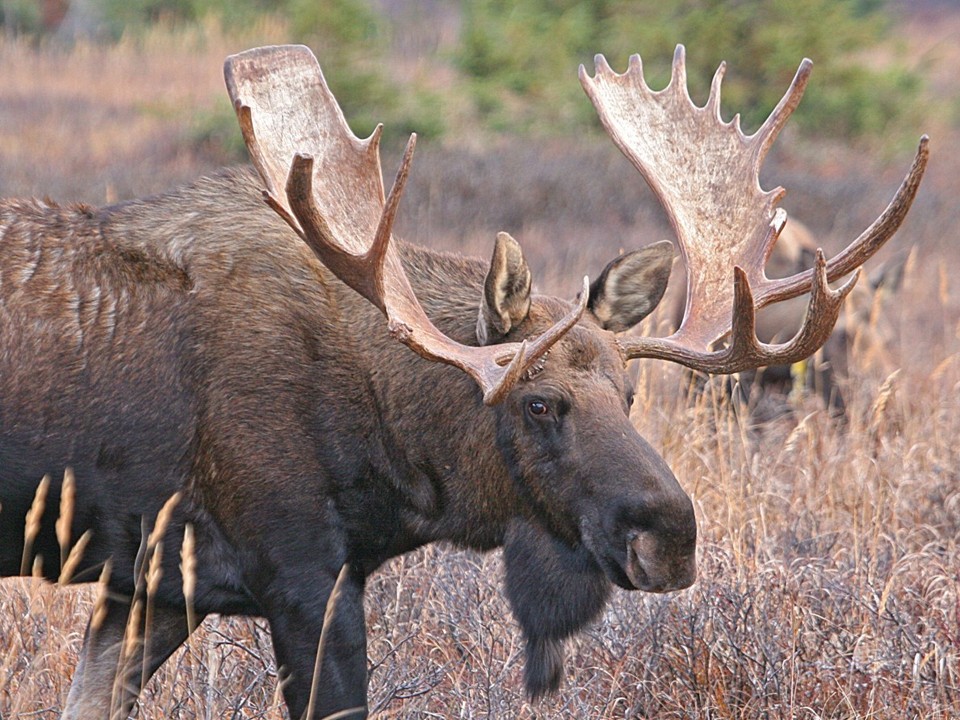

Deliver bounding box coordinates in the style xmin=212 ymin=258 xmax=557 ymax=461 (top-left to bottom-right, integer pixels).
xmin=264 ymin=565 xmax=369 ymax=720
xmin=63 ymin=594 xmax=203 ymax=720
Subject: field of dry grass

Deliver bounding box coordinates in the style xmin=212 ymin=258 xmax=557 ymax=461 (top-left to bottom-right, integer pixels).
xmin=2 ymin=7 xmax=959 ymax=719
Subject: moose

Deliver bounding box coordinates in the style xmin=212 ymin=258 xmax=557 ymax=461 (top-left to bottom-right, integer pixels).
xmin=0 ymin=45 xmax=927 ymax=719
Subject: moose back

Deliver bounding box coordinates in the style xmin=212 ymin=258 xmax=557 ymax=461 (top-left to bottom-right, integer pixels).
xmin=0 ymin=44 xmax=926 ymax=719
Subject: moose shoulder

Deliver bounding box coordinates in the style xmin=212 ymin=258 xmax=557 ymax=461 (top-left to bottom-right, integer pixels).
xmin=0 ymin=44 xmax=927 ymax=720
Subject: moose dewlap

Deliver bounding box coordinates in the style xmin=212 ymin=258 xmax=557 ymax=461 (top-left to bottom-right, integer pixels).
xmin=0 ymin=44 xmax=926 ymax=719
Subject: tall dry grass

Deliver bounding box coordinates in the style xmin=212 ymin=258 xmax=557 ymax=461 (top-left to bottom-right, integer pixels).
xmin=2 ymin=12 xmax=960 ymax=720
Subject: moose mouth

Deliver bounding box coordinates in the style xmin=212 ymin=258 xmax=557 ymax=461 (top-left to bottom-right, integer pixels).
xmin=582 ymin=521 xmax=696 ymax=593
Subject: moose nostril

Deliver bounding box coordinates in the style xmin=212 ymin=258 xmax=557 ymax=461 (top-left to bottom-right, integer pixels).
xmin=625 ymin=530 xmax=655 ymax=590
xmin=625 ymin=529 xmax=696 ymax=593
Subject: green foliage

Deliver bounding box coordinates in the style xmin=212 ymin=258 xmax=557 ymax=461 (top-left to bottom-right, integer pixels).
xmin=189 ymin=98 xmax=249 ymax=163
xmin=4 ymin=0 xmax=919 ymax=146
xmin=93 ymin=0 xmax=275 ymax=35
xmin=0 ymin=0 xmax=43 ymax=34
xmin=458 ymin=0 xmax=613 ymax=132
xmin=277 ymin=0 xmax=446 ymax=146
xmin=455 ymin=0 xmax=922 ymax=140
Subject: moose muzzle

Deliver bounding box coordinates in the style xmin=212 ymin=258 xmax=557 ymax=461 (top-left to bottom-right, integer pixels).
xmin=625 ymin=527 xmax=697 ymax=593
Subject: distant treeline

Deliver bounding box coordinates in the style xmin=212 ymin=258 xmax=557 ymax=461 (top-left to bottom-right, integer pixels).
xmin=1 ymin=0 xmax=923 ymax=143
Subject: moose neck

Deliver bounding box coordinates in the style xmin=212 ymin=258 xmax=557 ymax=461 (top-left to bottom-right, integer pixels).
xmin=353 ymin=242 xmax=524 ymax=555
xmin=93 ymin=168 xmax=529 ymax=571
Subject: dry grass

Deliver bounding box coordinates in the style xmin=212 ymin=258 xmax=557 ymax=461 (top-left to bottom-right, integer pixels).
xmin=2 ymin=10 xmax=960 ymax=720
xmin=0 ymin=19 xmax=290 ymax=203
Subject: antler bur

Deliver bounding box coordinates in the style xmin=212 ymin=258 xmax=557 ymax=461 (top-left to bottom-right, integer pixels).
xmin=224 ymin=45 xmax=587 ymax=405
xmin=580 ymin=45 xmax=929 ymax=373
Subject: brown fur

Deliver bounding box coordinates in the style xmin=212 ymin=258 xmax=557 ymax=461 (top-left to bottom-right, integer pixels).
xmin=0 ymin=166 xmax=693 ymax=718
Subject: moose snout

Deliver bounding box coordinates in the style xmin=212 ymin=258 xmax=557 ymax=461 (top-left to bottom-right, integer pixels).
xmin=582 ymin=486 xmax=698 ymax=593
xmin=579 ymin=423 xmax=698 ymax=593
xmin=615 ymin=480 xmax=697 ymax=592
xmin=625 ymin=529 xmax=697 ymax=593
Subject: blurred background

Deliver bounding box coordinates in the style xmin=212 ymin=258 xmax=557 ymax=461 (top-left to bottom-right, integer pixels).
xmin=1 ymin=0 xmax=956 ymax=314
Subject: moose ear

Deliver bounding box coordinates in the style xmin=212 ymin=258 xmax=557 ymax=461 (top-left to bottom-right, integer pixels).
xmin=588 ymin=240 xmax=674 ymax=332
xmin=477 ymin=232 xmax=533 ymax=345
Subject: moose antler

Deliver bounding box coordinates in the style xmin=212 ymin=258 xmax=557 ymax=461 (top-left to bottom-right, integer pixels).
xmin=580 ymin=46 xmax=929 ymax=373
xmin=224 ymin=45 xmax=587 ymax=405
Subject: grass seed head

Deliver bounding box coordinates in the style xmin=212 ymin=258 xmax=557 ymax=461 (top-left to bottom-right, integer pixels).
xmin=56 ymin=467 xmax=76 ymax=568
xmin=21 ymin=475 xmax=51 ymax=575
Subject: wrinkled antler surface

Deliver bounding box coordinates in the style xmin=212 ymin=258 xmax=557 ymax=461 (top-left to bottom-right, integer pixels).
xmin=224 ymin=45 xmax=587 ymax=404
xmin=581 ymin=45 xmax=929 ymax=373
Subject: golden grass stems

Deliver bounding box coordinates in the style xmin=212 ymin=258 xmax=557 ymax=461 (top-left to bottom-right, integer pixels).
xmin=119 ymin=492 xmax=181 ymax=705
xmin=780 ymin=411 xmax=817 ymax=461
xmin=0 ymin=604 xmax=18 ymax=700
xmin=21 ymin=474 xmax=50 ymax=576
xmin=123 ymin=598 xmax=144 ymax=662
xmin=869 ymin=368 xmax=901 ymax=437
xmin=56 ymin=467 xmax=76 ymax=572
xmin=304 ymin=563 xmax=359 ymax=720
xmin=134 ymin=491 xmax=182 ymax=592
xmin=142 ymin=541 xmax=165 ymax=699
xmin=59 ymin=529 xmax=92 ymax=585
xmin=929 ymin=353 xmax=957 ymax=384
xmin=114 ymin=595 xmax=144 ymax=717
xmin=182 ymin=523 xmax=198 ymax=635
xmin=939 ymin=261 xmax=949 ymax=308
xmin=146 ymin=541 xmax=164 ymax=600
xmin=148 ymin=492 xmax=183 ymax=551
xmin=91 ymin=560 xmax=113 ymax=632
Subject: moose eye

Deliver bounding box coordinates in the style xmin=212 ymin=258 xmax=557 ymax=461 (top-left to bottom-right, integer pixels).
xmin=528 ymin=400 xmax=549 ymax=417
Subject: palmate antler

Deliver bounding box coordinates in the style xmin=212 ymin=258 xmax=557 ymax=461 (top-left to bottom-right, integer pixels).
xmin=224 ymin=45 xmax=587 ymax=405
xmin=581 ymin=46 xmax=929 ymax=373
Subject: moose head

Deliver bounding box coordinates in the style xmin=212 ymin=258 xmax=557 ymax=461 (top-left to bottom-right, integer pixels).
xmin=218 ymin=45 xmax=926 ymax=710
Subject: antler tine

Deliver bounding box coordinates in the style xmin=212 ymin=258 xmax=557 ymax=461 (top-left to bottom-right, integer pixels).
xmin=750 ymin=59 xmax=812 ymax=168
xmin=225 ymin=45 xmax=588 ymax=405
xmin=752 ymin=135 xmax=930 ymax=308
xmin=705 ymin=60 xmax=726 ymax=121
xmin=670 ymin=45 xmax=689 ymax=97
xmin=282 ymin=132 xmax=417 ymax=313
xmin=720 ymin=250 xmax=858 ymax=370
xmin=618 ymin=250 xmax=856 ymax=372
xmin=581 ymin=45 xmax=928 ymax=374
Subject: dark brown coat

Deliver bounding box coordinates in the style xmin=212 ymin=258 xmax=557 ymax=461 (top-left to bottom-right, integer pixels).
xmin=0 ymin=167 xmax=693 ymax=719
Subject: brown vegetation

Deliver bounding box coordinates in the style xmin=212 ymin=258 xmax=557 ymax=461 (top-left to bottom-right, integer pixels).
xmin=2 ymin=12 xmax=959 ymax=720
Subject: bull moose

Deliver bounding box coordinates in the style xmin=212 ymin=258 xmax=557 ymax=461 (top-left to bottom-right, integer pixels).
xmin=0 ymin=45 xmax=927 ymax=719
